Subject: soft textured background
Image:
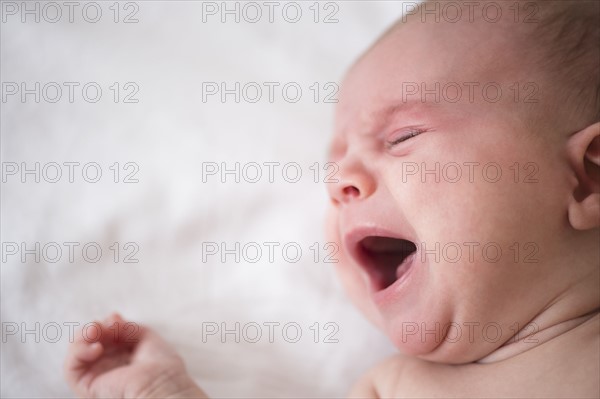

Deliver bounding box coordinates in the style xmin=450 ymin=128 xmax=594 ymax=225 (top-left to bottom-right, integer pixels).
xmin=1 ymin=2 xmax=407 ymax=397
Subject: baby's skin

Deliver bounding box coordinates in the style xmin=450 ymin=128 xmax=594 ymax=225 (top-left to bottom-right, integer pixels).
xmin=65 ymin=1 xmax=600 ymax=398
xmin=64 ymin=313 xmax=207 ymax=398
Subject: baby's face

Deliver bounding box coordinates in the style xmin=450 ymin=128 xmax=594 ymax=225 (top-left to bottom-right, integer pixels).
xmin=327 ymin=17 xmax=574 ymax=363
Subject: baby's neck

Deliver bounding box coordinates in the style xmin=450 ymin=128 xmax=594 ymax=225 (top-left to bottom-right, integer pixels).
xmin=476 ymin=310 xmax=599 ymax=364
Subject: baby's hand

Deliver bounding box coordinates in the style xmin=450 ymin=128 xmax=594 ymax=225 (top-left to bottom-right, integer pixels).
xmin=64 ymin=313 xmax=206 ymax=398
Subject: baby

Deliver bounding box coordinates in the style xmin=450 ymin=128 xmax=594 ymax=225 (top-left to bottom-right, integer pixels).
xmin=64 ymin=1 xmax=600 ymax=397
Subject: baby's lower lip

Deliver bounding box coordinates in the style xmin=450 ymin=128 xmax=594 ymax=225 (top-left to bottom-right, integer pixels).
xmin=371 ymin=252 xmax=418 ymax=306
xmin=395 ymin=253 xmax=415 ymax=281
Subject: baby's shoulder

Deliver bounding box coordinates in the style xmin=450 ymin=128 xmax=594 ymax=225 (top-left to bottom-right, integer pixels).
xmin=349 ymin=354 xmax=467 ymax=398
xmin=350 ymin=329 xmax=600 ymax=398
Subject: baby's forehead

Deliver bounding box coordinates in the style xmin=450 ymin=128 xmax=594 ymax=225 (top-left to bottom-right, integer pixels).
xmin=363 ymin=6 xmax=532 ymax=81
xmin=329 ymin=15 xmax=540 ymax=147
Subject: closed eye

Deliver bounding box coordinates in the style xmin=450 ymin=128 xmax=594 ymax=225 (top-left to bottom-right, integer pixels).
xmin=386 ymin=128 xmax=427 ymax=148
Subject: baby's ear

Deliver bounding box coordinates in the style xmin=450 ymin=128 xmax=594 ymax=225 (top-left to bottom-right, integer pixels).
xmin=566 ymin=122 xmax=600 ymax=230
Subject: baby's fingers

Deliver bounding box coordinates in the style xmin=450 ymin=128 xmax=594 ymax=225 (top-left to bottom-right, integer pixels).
xmin=64 ymin=338 xmax=104 ymax=388
xmin=101 ymin=312 xmax=143 ymax=347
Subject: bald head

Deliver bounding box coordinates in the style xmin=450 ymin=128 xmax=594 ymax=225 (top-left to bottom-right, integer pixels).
xmin=350 ymin=0 xmax=599 ymax=132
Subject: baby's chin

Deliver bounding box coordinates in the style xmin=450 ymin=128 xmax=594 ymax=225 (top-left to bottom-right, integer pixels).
xmin=332 ymin=242 xmax=505 ymax=363
xmin=333 ymin=262 xmax=384 ymax=325
xmin=335 ymin=262 xmax=485 ymax=362
xmin=383 ymin=313 xmax=504 ymax=364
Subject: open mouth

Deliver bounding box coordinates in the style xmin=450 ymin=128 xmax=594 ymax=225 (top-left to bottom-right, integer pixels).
xmin=356 ymin=236 xmax=417 ymax=292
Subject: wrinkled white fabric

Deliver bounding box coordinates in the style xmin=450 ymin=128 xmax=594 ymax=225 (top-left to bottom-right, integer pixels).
xmin=1 ymin=2 xmax=405 ymax=397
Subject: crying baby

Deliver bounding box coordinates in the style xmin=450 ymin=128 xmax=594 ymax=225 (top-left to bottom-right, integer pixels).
xmin=65 ymin=1 xmax=600 ymax=397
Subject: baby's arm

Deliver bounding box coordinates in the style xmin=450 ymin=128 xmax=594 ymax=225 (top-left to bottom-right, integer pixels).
xmin=64 ymin=313 xmax=207 ymax=398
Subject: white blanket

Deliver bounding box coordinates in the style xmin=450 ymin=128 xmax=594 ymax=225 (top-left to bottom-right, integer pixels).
xmin=1 ymin=2 xmax=407 ymax=396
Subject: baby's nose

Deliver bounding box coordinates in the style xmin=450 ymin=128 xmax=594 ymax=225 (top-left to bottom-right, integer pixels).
xmin=327 ymin=158 xmax=376 ymax=205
